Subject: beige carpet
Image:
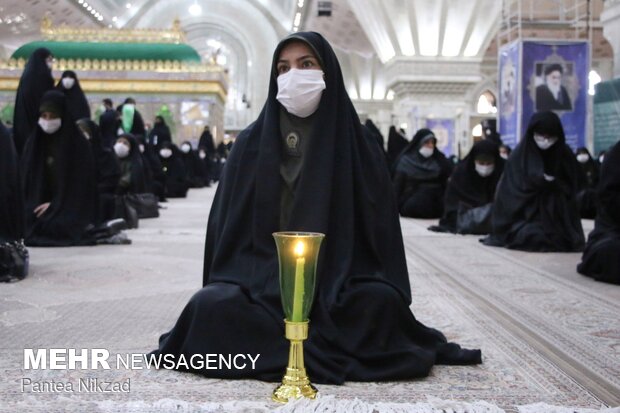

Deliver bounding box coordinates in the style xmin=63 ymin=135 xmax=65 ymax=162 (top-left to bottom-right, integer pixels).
xmin=0 ymin=186 xmax=618 ymax=412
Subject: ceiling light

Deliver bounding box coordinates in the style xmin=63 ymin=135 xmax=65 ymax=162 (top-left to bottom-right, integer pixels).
xmin=98 ymin=16 xmax=103 ymax=21
xmin=78 ymin=0 xmax=83 ymax=3
xmin=126 ymin=3 xmax=132 ymax=8
xmin=189 ymin=1 xmax=202 ymax=16
xmin=112 ymin=16 xmax=118 ymax=22
xmin=87 ymin=6 xmax=92 ymax=11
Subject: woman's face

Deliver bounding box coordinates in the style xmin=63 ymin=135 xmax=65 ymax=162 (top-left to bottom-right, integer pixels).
xmin=276 ymin=42 xmax=321 ymax=75
xmin=422 ymin=140 xmax=435 ymax=150
xmin=40 ymin=111 xmax=59 ymax=120
xmin=116 ymin=137 xmax=130 ymax=148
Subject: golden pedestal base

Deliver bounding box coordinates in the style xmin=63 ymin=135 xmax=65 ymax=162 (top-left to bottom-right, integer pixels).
xmin=272 ymin=320 xmax=318 ymax=403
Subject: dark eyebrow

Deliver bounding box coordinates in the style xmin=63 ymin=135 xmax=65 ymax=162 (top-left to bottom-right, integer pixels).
xmin=277 ymin=54 xmax=317 ymax=64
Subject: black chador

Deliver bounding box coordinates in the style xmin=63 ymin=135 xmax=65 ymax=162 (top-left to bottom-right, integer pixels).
xmin=148 ymin=116 xmax=172 ymax=148
xmin=114 ymin=134 xmax=148 ymax=195
xmin=364 ymin=119 xmax=386 ymax=155
xmin=575 ymin=147 xmax=599 ymax=219
xmin=12 ymin=48 xmax=55 ymax=155
xmin=429 ymin=140 xmax=504 ymax=234
xmin=76 ymin=119 xmax=121 ymax=223
xmin=158 ymin=142 xmax=189 ymax=198
xmin=393 ymin=128 xmax=453 ymax=219
xmin=577 ymin=140 xmax=620 ymax=284
xmin=56 ymin=71 xmax=91 ymax=122
xmin=179 ymin=141 xmax=208 ymax=188
xmin=152 ymin=32 xmax=481 ymax=385
xmin=386 ymin=126 xmax=408 ymax=173
xmin=483 ymin=111 xmax=585 ymax=252
xmin=0 ymin=120 xmax=24 ymax=243
xmin=21 ymin=91 xmax=98 ymax=246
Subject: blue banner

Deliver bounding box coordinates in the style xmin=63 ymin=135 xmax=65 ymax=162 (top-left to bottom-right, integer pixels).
xmin=498 ymin=41 xmax=520 ymax=148
xmin=521 ymin=41 xmax=589 ymax=150
xmin=425 ymin=118 xmax=455 ymax=157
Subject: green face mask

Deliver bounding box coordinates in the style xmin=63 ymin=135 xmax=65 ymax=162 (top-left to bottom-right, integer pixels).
xmin=122 ymin=104 xmax=135 ymax=132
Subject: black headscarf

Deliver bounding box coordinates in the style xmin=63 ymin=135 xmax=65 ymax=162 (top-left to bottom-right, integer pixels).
xmin=99 ymin=103 xmax=119 ymax=149
xmin=436 ymin=140 xmax=504 ymax=232
xmin=148 ymin=116 xmax=172 ymax=148
xmin=484 ymin=111 xmax=585 ymax=251
xmin=394 ymin=128 xmax=453 ymax=182
xmin=0 ymin=120 xmax=24 ymax=242
xmin=364 ymin=119 xmax=385 ymax=153
xmin=386 ymin=126 xmax=408 ymax=172
xmin=20 ymin=90 xmax=97 ymax=246
xmin=12 ymin=48 xmax=55 ymax=155
xmin=76 ymin=118 xmax=120 ymax=195
xmin=577 ymin=140 xmax=620 ymax=283
xmin=116 ymin=133 xmax=148 ymax=194
xmin=56 ymin=70 xmax=91 ymax=122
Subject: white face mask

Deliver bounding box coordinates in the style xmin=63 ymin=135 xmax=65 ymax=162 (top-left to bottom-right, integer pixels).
xmin=181 ymin=144 xmax=191 ymax=153
xmin=599 ymin=156 xmax=605 ymax=163
xmin=159 ymin=148 xmax=172 ymax=158
xmin=62 ymin=77 xmax=75 ymax=89
xmin=139 ymin=144 xmax=145 ymax=153
xmin=533 ymin=133 xmax=558 ymax=150
xmin=475 ymin=163 xmax=495 ymax=177
xmin=276 ymin=68 xmax=326 ymax=118
xmin=114 ymin=143 xmax=130 ymax=158
xmin=419 ymin=146 xmax=434 ymax=158
xmin=46 ymin=61 xmax=53 ymax=70
xmin=500 ymin=153 xmax=509 ymax=160
xmin=38 ymin=118 xmax=62 ymax=134
xmin=576 ymin=154 xmax=589 ymax=163
xmin=82 ymin=131 xmax=90 ymax=140
xmin=199 ymin=151 xmax=206 ymax=159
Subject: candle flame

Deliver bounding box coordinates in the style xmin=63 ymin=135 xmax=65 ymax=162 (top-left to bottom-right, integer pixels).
xmin=294 ymin=241 xmax=305 ymax=257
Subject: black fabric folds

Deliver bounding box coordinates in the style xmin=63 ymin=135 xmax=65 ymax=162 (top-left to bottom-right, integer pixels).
xmin=159 ymin=142 xmax=189 ymax=198
xmin=56 ymin=71 xmax=91 ymax=122
xmin=153 ymin=32 xmax=481 ymax=384
xmin=431 ymin=140 xmax=504 ymax=233
xmin=0 ymin=121 xmax=24 ymax=242
xmin=483 ymin=111 xmax=585 ymax=252
xmin=393 ymin=128 xmax=453 ymax=218
xmin=21 ymin=90 xmax=98 ymax=246
xmin=575 ymin=147 xmax=599 ymax=219
xmin=577 ymin=140 xmax=620 ymax=284
xmin=364 ymin=119 xmax=386 ymax=154
xmin=12 ymin=48 xmax=55 ymax=155
xmin=116 ymin=134 xmax=148 ymax=195
xmin=179 ymin=142 xmax=207 ymax=188
xmin=386 ymin=126 xmax=408 ymax=172
xmin=99 ymin=108 xmax=119 ymax=149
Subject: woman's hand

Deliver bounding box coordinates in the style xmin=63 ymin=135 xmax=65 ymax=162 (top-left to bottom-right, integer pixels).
xmin=34 ymin=202 xmax=51 ymax=218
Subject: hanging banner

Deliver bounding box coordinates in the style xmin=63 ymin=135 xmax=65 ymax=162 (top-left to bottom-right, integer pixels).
xmin=593 ymin=78 xmax=620 ymax=156
xmin=521 ymin=41 xmax=589 ymax=150
xmin=425 ymin=118 xmax=455 ymax=157
xmin=498 ymin=41 xmax=520 ymax=149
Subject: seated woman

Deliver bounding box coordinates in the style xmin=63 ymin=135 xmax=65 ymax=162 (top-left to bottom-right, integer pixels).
xmin=179 ymin=141 xmax=208 ymax=188
xmin=483 ymin=111 xmax=585 ymax=252
xmin=577 ymin=140 xmax=620 ymax=284
xmin=158 ymin=142 xmax=189 ymax=198
xmin=76 ymin=119 xmax=121 ymax=223
xmin=575 ymin=147 xmax=599 ymax=219
xmin=0 ymin=120 xmax=28 ymax=282
xmin=136 ymin=135 xmax=167 ymax=202
xmin=429 ymin=140 xmax=504 ymax=234
xmin=152 ymin=32 xmax=481 ymax=384
xmin=113 ymin=134 xmax=148 ymax=196
xmin=393 ymin=128 xmax=453 ymax=218
xmin=20 ymin=90 xmax=100 ymax=246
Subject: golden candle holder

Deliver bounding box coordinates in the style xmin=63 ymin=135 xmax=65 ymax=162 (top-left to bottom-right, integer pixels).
xmin=272 ymin=232 xmax=325 ymax=404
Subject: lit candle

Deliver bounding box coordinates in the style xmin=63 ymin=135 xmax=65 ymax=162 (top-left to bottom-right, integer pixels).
xmin=291 ymin=240 xmax=305 ymax=322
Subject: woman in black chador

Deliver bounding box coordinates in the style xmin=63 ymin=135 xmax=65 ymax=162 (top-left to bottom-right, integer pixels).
xmin=429 ymin=140 xmax=504 ymax=234
xmin=386 ymin=125 xmax=408 ymax=172
xmin=113 ymin=134 xmax=148 ymax=195
xmin=198 ymin=125 xmax=216 ymax=184
xmin=13 ymin=48 xmax=55 ymax=155
xmin=179 ymin=141 xmax=208 ymax=188
xmin=56 ymin=71 xmax=91 ymax=122
xmin=393 ymin=128 xmax=453 ymax=219
xmin=0 ymin=120 xmax=28 ymax=282
xmin=76 ymin=119 xmax=121 ymax=223
xmin=364 ymin=118 xmax=386 ymax=154
xmin=148 ymin=115 xmax=172 ymax=149
xmin=158 ymin=142 xmax=189 ymax=198
xmin=136 ymin=135 xmax=167 ymax=202
xmin=21 ymin=90 xmax=99 ymax=246
xmin=152 ymin=32 xmax=481 ymax=384
xmin=574 ymin=147 xmax=599 ymax=219
xmin=483 ymin=111 xmax=585 ymax=252
xmin=577 ymin=140 xmax=620 ymax=284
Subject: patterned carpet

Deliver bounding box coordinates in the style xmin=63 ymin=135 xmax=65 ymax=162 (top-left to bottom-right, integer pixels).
xmin=0 ymin=186 xmax=618 ymax=412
